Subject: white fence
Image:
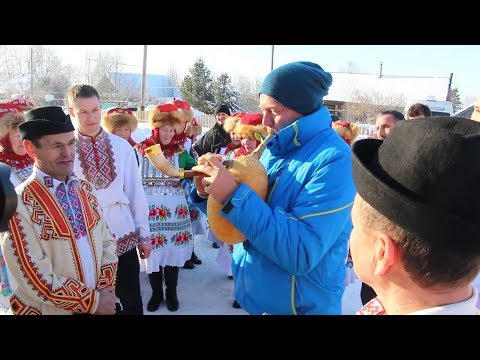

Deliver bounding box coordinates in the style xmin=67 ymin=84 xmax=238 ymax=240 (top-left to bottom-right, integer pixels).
xmin=356 ymin=123 xmax=375 ymax=138
xmin=128 ymin=110 xmax=216 ymax=129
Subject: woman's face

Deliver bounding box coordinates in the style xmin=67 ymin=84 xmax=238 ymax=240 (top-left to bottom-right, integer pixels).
xmin=159 ymin=124 xmax=176 ymax=146
xmin=230 ymin=131 xmax=241 ymax=146
xmin=113 ymin=125 xmax=131 ymax=141
xmin=241 ymin=136 xmax=258 ymax=154
xmin=9 ymin=129 xmax=27 ymax=155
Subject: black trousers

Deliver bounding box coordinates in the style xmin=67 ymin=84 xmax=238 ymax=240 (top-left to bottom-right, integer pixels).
xmin=115 ymin=247 xmax=143 ymax=315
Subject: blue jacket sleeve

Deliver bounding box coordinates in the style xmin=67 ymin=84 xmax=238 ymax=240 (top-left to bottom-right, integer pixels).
xmin=189 ymin=186 xmax=208 ymax=215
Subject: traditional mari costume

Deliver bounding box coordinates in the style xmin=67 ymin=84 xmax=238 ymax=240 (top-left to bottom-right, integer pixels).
xmin=0 ymin=104 xmax=33 ymax=310
xmin=74 ymin=128 xmax=150 ymax=255
xmin=0 ymin=104 xmax=34 ymax=186
xmin=136 ymin=103 xmax=196 ymax=312
xmin=0 ymin=106 xmax=117 ymax=315
xmin=137 ymin=103 xmax=195 ymax=272
xmin=74 ymin=127 xmax=149 ymax=315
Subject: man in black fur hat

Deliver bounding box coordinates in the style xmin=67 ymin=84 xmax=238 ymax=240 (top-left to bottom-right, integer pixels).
xmin=351 ymin=117 xmax=480 ymax=315
xmin=0 ymin=106 xmax=118 ymax=315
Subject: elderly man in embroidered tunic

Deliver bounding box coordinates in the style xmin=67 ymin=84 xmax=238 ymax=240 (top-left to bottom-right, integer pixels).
xmin=0 ymin=106 xmax=118 ymax=315
xmin=67 ymin=85 xmax=151 ymax=315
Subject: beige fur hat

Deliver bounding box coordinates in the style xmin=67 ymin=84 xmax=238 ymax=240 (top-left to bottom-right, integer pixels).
xmin=171 ymin=99 xmax=194 ymax=124
xmin=102 ymin=108 xmax=138 ymax=133
xmin=148 ymin=103 xmax=184 ymax=131
xmin=231 ymin=113 xmax=268 ymax=139
xmin=0 ymin=104 xmax=25 ymax=140
xmin=471 ymin=98 xmax=480 ymax=122
xmin=332 ymin=120 xmax=359 ymax=145
xmin=185 ymin=117 xmax=202 ymax=138
xmin=223 ymin=115 xmax=242 ymax=134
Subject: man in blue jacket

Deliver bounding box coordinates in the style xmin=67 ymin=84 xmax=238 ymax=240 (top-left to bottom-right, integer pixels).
xmin=192 ymin=62 xmax=356 ymax=315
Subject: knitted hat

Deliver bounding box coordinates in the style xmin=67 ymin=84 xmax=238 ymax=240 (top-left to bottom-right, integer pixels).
xmin=260 ymin=61 xmax=332 ymax=115
xmin=148 ymin=103 xmax=183 ymax=132
xmin=102 ymin=107 xmax=138 ymax=133
xmin=352 ymin=116 xmax=480 ymax=255
xmin=19 ymin=106 xmax=75 ymax=141
xmin=214 ymin=104 xmax=231 ymax=116
xmin=0 ymin=104 xmax=25 ymax=140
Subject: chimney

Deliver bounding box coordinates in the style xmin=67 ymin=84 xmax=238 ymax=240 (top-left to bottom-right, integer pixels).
xmin=379 ymin=62 xmax=383 ymax=78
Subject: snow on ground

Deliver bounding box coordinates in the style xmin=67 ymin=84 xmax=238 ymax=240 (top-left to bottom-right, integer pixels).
xmin=141 ymin=235 xmax=247 ymax=315
xmin=139 ymin=233 xmax=363 ymax=315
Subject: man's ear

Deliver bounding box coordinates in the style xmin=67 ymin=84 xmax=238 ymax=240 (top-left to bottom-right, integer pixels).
xmin=373 ymin=233 xmax=399 ymax=276
xmin=23 ymin=139 xmax=36 ymax=160
xmin=67 ymin=107 xmax=75 ymax=117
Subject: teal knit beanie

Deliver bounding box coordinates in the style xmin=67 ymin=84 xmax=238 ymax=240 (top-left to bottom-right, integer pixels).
xmin=259 ymin=61 xmax=333 ymax=115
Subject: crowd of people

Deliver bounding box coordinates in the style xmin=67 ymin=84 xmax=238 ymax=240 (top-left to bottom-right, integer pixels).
xmin=0 ymin=60 xmax=479 ymax=315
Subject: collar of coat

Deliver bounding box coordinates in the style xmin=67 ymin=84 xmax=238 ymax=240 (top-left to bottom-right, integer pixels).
xmin=264 ymin=106 xmax=331 ymax=157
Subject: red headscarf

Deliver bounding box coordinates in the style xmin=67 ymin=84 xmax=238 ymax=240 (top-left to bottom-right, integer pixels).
xmin=137 ymin=128 xmax=177 ymax=158
xmin=0 ymin=133 xmax=34 ymax=169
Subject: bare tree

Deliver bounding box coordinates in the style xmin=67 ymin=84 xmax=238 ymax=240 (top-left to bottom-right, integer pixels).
xmin=167 ymin=66 xmax=182 ymax=89
xmin=30 ymin=46 xmax=77 ymax=105
xmin=341 ymin=89 xmax=406 ymax=124
xmin=0 ymin=46 xmax=79 ymax=106
xmin=339 ymin=61 xmax=360 ymax=73
xmin=234 ymin=75 xmax=263 ymax=112
xmin=85 ymin=51 xmax=140 ymax=104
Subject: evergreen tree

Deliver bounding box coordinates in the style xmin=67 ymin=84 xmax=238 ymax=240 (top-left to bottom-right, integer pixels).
xmin=179 ymin=58 xmax=214 ymax=114
xmin=212 ymin=73 xmax=242 ymax=112
xmin=451 ymin=87 xmax=462 ymax=112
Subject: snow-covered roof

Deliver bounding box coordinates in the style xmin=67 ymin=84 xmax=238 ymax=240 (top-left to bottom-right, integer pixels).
xmin=325 ymin=72 xmax=451 ymax=103
xmin=0 ymin=74 xmax=30 ymax=91
xmin=110 ymin=72 xmax=180 ymax=98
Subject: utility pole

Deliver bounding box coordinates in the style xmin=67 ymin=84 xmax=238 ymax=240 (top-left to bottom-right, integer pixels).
xmin=447 ymin=72 xmax=453 ymax=101
xmin=30 ymin=48 xmax=34 ymax=100
xmin=140 ymin=45 xmax=148 ymax=121
xmin=87 ymin=58 xmax=93 ymax=84
xmin=271 ymin=45 xmax=274 ymax=71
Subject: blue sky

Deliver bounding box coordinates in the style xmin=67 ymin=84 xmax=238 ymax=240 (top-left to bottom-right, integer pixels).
xmin=48 ymin=45 xmax=479 ymax=104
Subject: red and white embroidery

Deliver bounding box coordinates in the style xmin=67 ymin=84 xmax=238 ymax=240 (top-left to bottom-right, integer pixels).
xmin=356 ymin=297 xmax=387 ymax=315
xmin=76 ymin=130 xmax=117 ymax=190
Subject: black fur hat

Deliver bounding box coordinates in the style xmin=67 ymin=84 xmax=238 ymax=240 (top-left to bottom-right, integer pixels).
xmin=19 ymin=106 xmax=74 ymax=141
xmin=352 ymin=116 xmax=480 ymax=255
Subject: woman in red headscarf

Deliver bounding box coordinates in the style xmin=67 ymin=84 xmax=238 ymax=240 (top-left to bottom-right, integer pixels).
xmin=101 ymin=107 xmax=140 ymax=165
xmin=0 ymin=104 xmax=34 ymax=186
xmin=0 ymin=103 xmax=34 ymax=311
xmin=136 ymin=103 xmax=197 ymax=313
